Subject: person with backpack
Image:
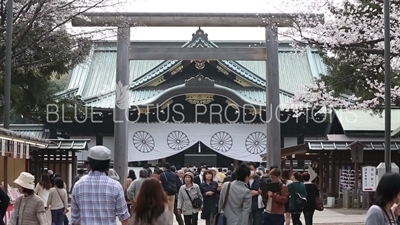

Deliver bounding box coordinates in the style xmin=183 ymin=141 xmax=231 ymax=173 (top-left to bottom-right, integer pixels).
xmin=161 ymin=162 xmax=179 ymax=224
xmin=287 ymin=172 xmax=307 ymax=225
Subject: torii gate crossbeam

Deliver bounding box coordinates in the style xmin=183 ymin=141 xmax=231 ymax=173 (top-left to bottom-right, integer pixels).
xmin=72 ymin=12 xmax=324 ymax=182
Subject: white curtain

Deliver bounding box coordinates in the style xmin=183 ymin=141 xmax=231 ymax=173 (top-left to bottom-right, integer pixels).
xmin=128 ymin=123 xmax=267 ymax=162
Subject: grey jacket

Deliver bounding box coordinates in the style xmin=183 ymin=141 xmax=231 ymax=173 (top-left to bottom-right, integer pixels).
xmin=218 ymin=181 xmax=252 ymax=225
xmin=365 ymin=205 xmax=396 ymax=225
xmin=177 ymin=184 xmax=203 ymax=215
xmin=127 ymin=178 xmax=146 ymax=201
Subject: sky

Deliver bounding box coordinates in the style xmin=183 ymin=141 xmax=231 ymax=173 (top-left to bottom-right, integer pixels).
xmin=76 ymin=0 xmax=306 ymax=41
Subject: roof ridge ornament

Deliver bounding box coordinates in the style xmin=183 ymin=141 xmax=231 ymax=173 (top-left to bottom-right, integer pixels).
xmin=185 ymin=73 xmax=214 ymax=87
xmin=192 ymin=27 xmax=208 ymax=42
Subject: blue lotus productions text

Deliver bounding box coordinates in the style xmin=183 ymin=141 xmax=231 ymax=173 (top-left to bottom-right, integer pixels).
xmin=46 ymin=103 xmax=338 ymax=124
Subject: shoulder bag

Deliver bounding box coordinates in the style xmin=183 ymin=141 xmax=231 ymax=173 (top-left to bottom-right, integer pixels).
xmin=55 ymin=189 xmax=69 ymax=214
xmin=15 ymin=197 xmax=22 ymax=225
xmin=315 ymin=197 xmax=324 ymax=211
xmin=184 ymin=188 xmax=203 ymax=209
xmin=288 ymin=183 xmax=307 ymax=210
xmin=213 ymin=182 xmax=231 ymax=225
xmin=55 ymin=188 xmax=70 ymax=225
xmin=380 ymin=206 xmax=397 ymax=225
xmin=163 ymin=173 xmax=177 ymax=194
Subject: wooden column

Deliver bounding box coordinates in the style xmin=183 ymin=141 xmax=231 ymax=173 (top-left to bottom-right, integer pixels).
xmin=265 ymin=23 xmax=281 ymax=168
xmin=3 ymin=140 xmax=9 ymax=193
xmin=96 ymin=134 xmax=103 ymax=145
xmin=114 ymin=26 xmax=130 ymax=185
xmin=319 ymin=152 xmax=324 ymax=197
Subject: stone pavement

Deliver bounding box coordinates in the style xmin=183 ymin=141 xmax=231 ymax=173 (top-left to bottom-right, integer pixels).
xmin=67 ymin=208 xmax=366 ymax=225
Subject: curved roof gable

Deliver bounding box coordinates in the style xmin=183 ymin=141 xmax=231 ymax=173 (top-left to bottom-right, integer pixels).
xmin=61 ymin=28 xmax=327 ymax=100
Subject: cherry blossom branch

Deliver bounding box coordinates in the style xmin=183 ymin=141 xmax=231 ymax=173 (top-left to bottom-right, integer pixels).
xmin=287 ymin=80 xmax=400 ymax=116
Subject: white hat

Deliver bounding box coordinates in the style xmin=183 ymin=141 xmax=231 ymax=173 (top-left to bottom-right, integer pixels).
xmin=88 ymin=145 xmax=111 ymax=161
xmin=14 ymin=172 xmax=35 ymax=190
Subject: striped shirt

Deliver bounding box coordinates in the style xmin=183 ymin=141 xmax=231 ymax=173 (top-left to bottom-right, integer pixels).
xmin=70 ymin=171 xmax=130 ymax=225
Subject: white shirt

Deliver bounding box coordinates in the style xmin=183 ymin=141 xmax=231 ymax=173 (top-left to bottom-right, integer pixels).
xmin=249 ymin=179 xmax=254 ymax=187
xmin=34 ymin=183 xmax=50 ymax=207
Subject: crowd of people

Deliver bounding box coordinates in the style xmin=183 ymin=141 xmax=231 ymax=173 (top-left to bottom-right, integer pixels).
xmin=4 ymin=144 xmax=400 ymax=225
xmin=123 ymin=160 xmax=322 ymax=225
xmin=0 ymin=145 xmax=322 ymax=225
xmin=0 ymin=170 xmax=70 ymax=225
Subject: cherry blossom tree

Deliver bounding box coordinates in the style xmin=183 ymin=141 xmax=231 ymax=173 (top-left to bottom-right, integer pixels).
xmin=0 ymin=0 xmax=125 ymax=120
xmin=278 ymin=0 xmax=400 ymax=115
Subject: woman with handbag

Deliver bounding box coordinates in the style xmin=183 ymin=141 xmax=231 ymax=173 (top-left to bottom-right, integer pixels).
xmin=200 ymin=170 xmax=218 ymax=225
xmin=47 ymin=178 xmax=68 ymax=225
xmin=8 ymin=172 xmax=47 ymax=225
xmin=287 ymin=172 xmax=307 ymax=225
xmin=301 ymin=172 xmax=322 ymax=225
xmin=177 ymin=172 xmax=203 ymax=225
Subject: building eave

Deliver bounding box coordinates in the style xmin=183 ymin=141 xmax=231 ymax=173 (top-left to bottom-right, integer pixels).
xmin=0 ymin=128 xmax=50 ymax=146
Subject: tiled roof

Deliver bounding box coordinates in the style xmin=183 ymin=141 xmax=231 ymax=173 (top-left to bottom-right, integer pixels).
xmin=84 ymin=88 xmax=295 ymax=109
xmin=0 ymin=124 xmax=51 ymax=140
xmin=83 ymin=77 xmax=296 ymax=109
xmin=0 ymin=126 xmax=50 ymax=145
xmin=60 ymin=29 xmax=327 ymax=108
xmin=44 ymin=139 xmax=90 ymax=150
xmin=235 ymin=50 xmax=327 ymax=94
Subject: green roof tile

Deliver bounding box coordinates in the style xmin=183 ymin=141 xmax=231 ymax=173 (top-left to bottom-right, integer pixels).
xmin=62 ymin=29 xmax=327 ymax=109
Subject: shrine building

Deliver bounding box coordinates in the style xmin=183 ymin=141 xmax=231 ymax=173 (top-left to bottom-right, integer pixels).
xmin=50 ymin=28 xmax=329 ymax=168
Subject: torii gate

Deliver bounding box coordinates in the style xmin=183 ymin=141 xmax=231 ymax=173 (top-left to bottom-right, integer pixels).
xmin=72 ymin=12 xmax=323 ymax=182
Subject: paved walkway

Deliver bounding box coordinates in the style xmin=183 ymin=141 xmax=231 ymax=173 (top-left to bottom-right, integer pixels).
xmin=67 ymin=208 xmax=366 ymax=225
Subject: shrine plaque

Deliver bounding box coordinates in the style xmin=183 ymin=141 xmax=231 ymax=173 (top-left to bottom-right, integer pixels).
xmin=362 ymin=166 xmax=376 ymax=192
xmin=350 ymin=144 xmax=364 ymax=163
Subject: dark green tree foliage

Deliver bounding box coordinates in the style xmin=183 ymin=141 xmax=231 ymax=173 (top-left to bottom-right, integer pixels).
xmin=0 ymin=0 xmax=115 ymax=121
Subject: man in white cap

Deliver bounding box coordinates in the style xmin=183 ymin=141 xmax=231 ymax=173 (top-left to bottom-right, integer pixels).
xmin=70 ymin=146 xmax=130 ymax=225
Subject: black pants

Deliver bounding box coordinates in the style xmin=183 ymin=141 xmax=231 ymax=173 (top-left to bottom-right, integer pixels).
xmin=184 ymin=212 xmax=198 ymax=225
xmin=262 ymin=212 xmax=285 ymax=225
xmin=291 ymin=212 xmax=302 ymax=225
xmin=303 ymin=210 xmax=315 ymax=225
xmin=252 ymin=209 xmax=264 ymax=225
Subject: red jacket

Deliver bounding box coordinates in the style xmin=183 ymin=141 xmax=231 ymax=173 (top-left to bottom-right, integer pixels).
xmin=261 ymin=183 xmax=289 ymax=215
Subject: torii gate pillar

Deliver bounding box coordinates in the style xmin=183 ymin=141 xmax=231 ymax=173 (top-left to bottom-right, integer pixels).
xmin=265 ymin=24 xmax=281 ymax=169
xmin=114 ymin=26 xmax=130 ymax=182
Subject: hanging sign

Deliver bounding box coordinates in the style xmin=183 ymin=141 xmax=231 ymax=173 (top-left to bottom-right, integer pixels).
xmin=20 ymin=142 xmax=24 ymax=159
xmin=26 ymin=144 xmax=30 ymax=159
xmin=13 ymin=141 xmax=18 ymax=158
xmin=1 ymin=139 xmax=4 ymax=156
xmin=350 ymin=143 xmax=364 ymax=163
xmin=362 ymin=166 xmax=377 ymax=192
